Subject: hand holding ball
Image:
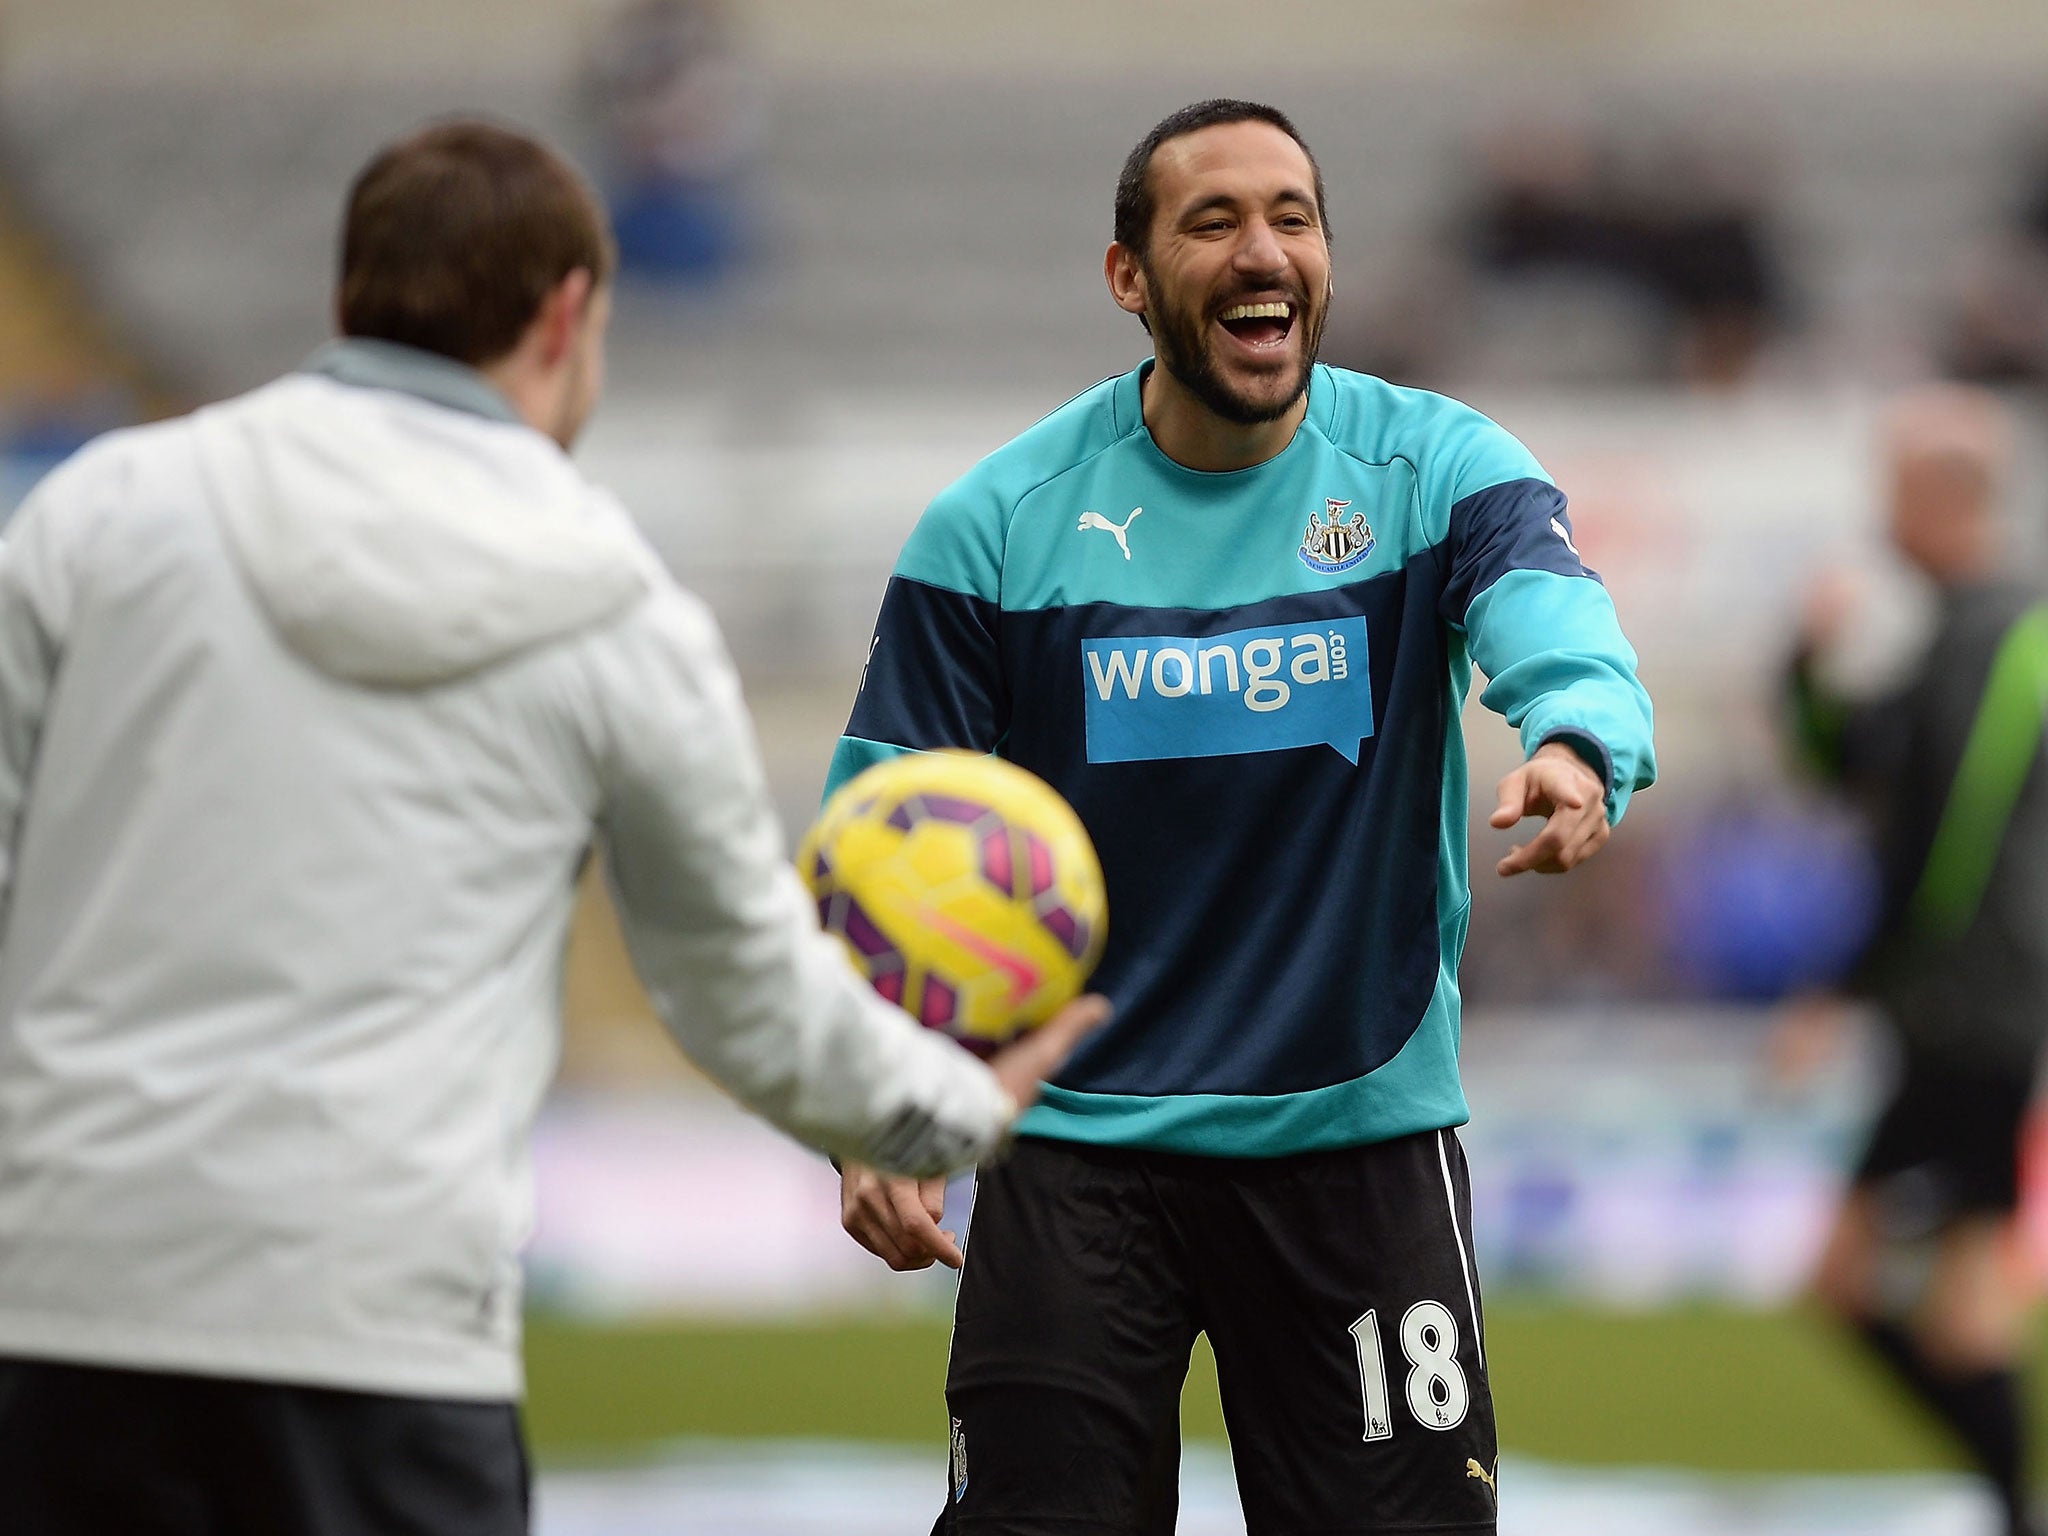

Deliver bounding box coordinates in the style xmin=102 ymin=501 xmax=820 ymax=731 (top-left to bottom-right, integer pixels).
xmin=799 ymin=752 xmax=1108 ymax=1054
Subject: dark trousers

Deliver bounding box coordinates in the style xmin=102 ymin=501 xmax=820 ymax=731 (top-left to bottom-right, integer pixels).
xmin=0 ymin=1355 xmax=530 ymax=1536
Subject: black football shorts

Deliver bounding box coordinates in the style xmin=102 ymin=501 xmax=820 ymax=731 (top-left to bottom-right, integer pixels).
xmin=933 ymin=1130 xmax=1499 ymax=1535
xmin=1857 ymin=1047 xmax=2035 ymax=1225
xmin=0 ymin=1355 xmax=530 ymax=1536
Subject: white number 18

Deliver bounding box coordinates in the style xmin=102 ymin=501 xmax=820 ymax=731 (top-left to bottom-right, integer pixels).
xmin=1348 ymin=1301 xmax=1471 ymax=1440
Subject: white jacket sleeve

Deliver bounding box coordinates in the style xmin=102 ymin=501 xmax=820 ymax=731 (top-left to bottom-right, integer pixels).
xmin=0 ymin=476 xmax=79 ymax=931
xmin=588 ymin=582 xmax=1016 ymax=1176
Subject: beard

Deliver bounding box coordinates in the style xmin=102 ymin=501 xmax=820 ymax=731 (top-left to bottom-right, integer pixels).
xmin=1143 ymin=263 xmax=1327 ymax=426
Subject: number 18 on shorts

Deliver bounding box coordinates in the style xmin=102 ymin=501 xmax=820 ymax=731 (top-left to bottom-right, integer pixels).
xmin=936 ymin=1131 xmax=1499 ymax=1535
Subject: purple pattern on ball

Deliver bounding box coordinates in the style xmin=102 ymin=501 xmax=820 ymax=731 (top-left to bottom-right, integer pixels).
xmin=917 ymin=794 xmax=993 ymax=826
xmin=1040 ymin=905 xmax=1090 ymax=961
xmin=840 ymin=898 xmax=895 ymax=961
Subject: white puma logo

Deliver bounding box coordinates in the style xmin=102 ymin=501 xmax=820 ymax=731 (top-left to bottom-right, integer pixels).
xmin=1078 ymin=507 xmax=1143 ymax=560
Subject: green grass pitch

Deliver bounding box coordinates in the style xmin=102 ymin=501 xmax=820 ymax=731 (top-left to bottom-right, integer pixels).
xmin=523 ymin=1299 xmax=2041 ymax=1472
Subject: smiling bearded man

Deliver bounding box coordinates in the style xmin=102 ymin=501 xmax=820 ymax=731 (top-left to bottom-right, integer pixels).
xmin=1125 ymin=117 xmax=1332 ymax=431
xmin=826 ymin=99 xmax=1657 ymax=1536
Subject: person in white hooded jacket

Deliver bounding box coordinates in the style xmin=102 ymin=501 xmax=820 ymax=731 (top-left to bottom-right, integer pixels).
xmin=0 ymin=119 xmax=1103 ymax=1535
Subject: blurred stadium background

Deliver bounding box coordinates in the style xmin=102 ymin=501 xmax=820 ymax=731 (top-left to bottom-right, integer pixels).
xmin=10 ymin=0 xmax=2048 ymax=1529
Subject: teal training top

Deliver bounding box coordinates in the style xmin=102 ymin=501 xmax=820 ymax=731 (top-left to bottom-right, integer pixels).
xmin=828 ymin=362 xmax=1655 ymax=1157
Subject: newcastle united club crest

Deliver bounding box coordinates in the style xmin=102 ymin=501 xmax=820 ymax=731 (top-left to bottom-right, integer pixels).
xmin=1298 ymin=498 xmax=1374 ymax=574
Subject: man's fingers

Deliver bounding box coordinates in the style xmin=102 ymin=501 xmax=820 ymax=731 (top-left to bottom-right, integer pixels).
xmin=1495 ymin=753 xmax=1600 ymax=831
xmin=1034 ymin=992 xmax=1114 ymax=1057
xmin=842 ymin=1165 xmax=948 ymax=1270
xmin=1543 ymin=808 xmax=1610 ymax=872
xmin=1501 ymin=814 xmax=1569 ymax=875
xmin=887 ymin=1179 xmax=964 ymax=1269
xmin=988 ymin=993 xmax=1112 ymax=1111
xmin=1497 ymin=805 xmax=1605 ymax=876
xmin=843 ymin=1000 xmax=1111 ymax=1273
xmin=1564 ymin=817 xmax=1612 ymax=869
xmin=1495 ymin=754 xmax=1611 ymax=876
xmin=853 ymin=1219 xmax=915 ymax=1270
xmin=843 ymin=1190 xmax=915 ymax=1268
xmin=1488 ymin=773 xmax=1530 ymax=829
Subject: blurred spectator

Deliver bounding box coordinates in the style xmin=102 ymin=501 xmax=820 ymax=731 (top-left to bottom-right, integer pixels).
xmin=586 ymin=0 xmax=765 ymax=285
xmin=1467 ymin=116 xmax=1631 ymax=281
xmin=1939 ymin=123 xmax=2048 ymax=387
xmin=1942 ymin=236 xmax=2048 ymax=386
xmin=1784 ymin=385 xmax=2045 ymax=1536
xmin=1640 ymin=131 xmax=1786 ymax=387
xmin=1373 ymin=114 xmax=1792 ymax=388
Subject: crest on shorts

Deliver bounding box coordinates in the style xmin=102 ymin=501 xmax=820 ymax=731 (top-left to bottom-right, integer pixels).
xmin=950 ymin=1416 xmax=970 ymax=1503
xmin=1299 ymin=498 xmax=1374 ymax=574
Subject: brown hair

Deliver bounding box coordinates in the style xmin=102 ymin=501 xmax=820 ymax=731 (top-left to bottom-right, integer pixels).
xmin=339 ymin=118 xmax=616 ymax=366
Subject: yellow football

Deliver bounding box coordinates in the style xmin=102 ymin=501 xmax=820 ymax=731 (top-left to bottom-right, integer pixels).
xmin=798 ymin=751 xmax=1107 ymax=1054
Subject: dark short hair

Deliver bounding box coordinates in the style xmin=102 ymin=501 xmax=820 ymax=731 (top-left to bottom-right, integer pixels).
xmin=339 ymin=119 xmax=616 ymax=367
xmin=1113 ymin=99 xmax=1328 ymax=257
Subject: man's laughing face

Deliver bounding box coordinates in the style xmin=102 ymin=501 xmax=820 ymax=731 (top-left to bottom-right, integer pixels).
xmin=1133 ymin=120 xmax=1331 ymax=425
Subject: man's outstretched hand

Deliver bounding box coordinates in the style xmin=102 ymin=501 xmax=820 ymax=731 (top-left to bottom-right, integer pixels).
xmin=986 ymin=992 xmax=1111 ymax=1113
xmin=1490 ymin=742 xmax=1611 ymax=877
xmin=840 ymin=993 xmax=1110 ymax=1272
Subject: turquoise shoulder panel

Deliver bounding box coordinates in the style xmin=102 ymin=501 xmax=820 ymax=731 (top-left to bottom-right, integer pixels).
xmin=1466 ymin=567 xmax=1658 ymax=820
xmin=823 ymin=734 xmax=913 ymax=802
xmin=995 ymin=366 xmax=1418 ymax=614
xmin=991 ymin=366 xmax=1554 ymax=614
xmin=1319 ymin=369 xmax=1551 ymax=541
xmin=1017 ymin=956 xmax=1471 ymax=1156
xmin=895 ymin=376 xmax=1127 ymax=600
xmin=999 ymin=437 xmax=1424 ymax=612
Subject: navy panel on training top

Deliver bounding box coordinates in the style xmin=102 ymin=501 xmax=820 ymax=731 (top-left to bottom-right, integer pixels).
xmin=1437 ymin=478 xmax=1592 ymax=626
xmin=827 ymin=363 xmax=1657 ymax=1155
xmin=846 ymin=576 xmax=1005 ymax=752
xmin=998 ymin=559 xmax=1447 ymax=1095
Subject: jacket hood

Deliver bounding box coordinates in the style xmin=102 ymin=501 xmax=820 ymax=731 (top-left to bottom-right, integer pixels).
xmin=196 ymin=373 xmax=650 ymax=686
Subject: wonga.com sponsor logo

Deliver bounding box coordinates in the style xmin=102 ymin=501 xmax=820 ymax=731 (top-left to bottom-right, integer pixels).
xmin=1081 ymin=616 xmax=1374 ymax=764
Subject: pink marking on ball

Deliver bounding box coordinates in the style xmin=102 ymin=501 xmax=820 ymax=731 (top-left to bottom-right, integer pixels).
xmin=1026 ymin=834 xmax=1055 ymax=897
xmin=920 ymin=975 xmax=958 ymax=1028
xmin=980 ymin=828 xmax=1015 ymax=895
xmin=917 ymin=905 xmax=1042 ymax=1008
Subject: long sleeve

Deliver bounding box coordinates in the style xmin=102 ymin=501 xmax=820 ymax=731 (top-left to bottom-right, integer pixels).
xmin=827 ymin=481 xmax=1008 ymax=796
xmin=1438 ymin=467 xmax=1656 ymax=821
xmin=0 ymin=474 xmax=80 ymax=931
xmin=592 ymin=581 xmax=1016 ymax=1176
